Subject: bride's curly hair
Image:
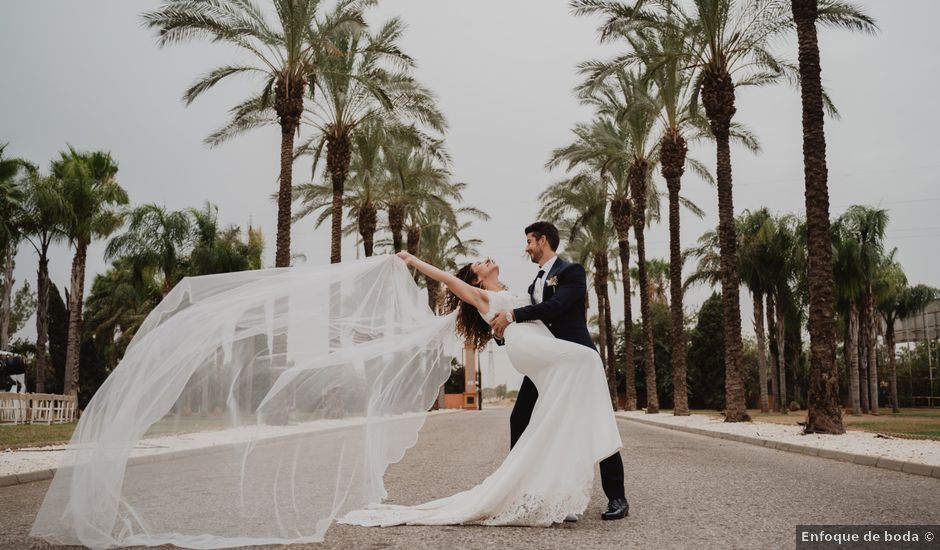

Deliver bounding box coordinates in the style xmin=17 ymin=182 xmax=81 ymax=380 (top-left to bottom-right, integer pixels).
xmin=443 ymin=263 xmax=494 ymax=350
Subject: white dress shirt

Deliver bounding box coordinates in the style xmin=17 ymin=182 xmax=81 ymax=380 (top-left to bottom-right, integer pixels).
xmin=532 ymin=255 xmax=558 ymax=305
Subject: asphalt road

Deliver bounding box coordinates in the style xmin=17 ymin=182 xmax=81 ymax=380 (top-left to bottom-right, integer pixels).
xmin=3 ymin=408 xmax=939 ymax=550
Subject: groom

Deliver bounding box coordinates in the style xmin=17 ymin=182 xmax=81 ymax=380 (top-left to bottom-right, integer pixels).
xmin=489 ymin=221 xmax=629 ymax=521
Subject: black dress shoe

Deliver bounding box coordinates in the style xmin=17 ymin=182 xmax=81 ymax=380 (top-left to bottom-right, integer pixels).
xmin=601 ymin=498 xmax=629 ymax=520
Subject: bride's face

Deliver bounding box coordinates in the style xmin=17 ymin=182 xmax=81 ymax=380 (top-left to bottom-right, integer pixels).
xmin=471 ymin=257 xmax=499 ymax=282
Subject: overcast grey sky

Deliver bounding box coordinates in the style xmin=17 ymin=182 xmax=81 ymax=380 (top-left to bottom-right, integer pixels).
xmin=3 ymin=1 xmax=939 ymax=387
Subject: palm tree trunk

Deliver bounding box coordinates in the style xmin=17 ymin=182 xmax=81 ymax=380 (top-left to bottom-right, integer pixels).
xmin=867 ymin=288 xmax=879 ymax=413
xmin=775 ymin=292 xmax=787 ymax=413
xmin=702 ymin=67 xmax=749 ymax=422
xmin=662 ymin=132 xmax=690 ymax=415
xmin=326 ymin=135 xmax=351 ymax=265
xmin=604 ymin=297 xmax=616 ymax=402
xmin=630 ymin=160 xmax=658 ymax=414
xmin=64 ymin=241 xmax=88 ymax=397
xmin=767 ymin=294 xmax=780 ymax=412
xmin=388 ymin=203 xmax=405 ymax=253
xmin=358 ymin=203 xmax=377 ymax=257
xmin=0 ymin=241 xmax=13 ymax=350
xmin=594 ymin=275 xmax=609 ymax=369
xmin=847 ymin=300 xmax=861 ymax=414
xmin=406 ymin=226 xmax=420 ymax=255
xmin=35 ymin=250 xmax=51 ymax=393
xmin=793 ymin=0 xmax=844 ymax=436
xmin=753 ymin=292 xmax=770 ymax=413
xmin=857 ymin=297 xmax=870 ymax=413
xmin=424 ymin=274 xmax=441 ymax=314
xmin=274 ymin=76 xmax=304 ymax=268
xmin=598 ymin=254 xmax=619 ymax=410
xmin=886 ymin=320 xmax=899 ymax=413
xmin=611 ymin=196 xmax=637 ymax=411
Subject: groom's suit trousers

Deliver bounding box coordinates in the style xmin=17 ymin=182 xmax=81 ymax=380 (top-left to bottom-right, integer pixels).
xmin=510 ymin=376 xmax=626 ymax=501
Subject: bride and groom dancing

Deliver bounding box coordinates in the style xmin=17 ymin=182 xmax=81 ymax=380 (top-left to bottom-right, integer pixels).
xmin=340 ymin=221 xmax=629 ymax=527
xmin=30 ymin=221 xmax=628 ymax=548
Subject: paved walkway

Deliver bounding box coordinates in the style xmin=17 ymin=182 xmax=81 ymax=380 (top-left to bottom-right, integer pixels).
xmin=3 ymin=408 xmax=939 ymax=549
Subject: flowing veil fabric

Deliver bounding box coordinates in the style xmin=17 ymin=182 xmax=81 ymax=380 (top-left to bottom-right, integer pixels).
xmin=30 ymin=255 xmax=458 ymax=549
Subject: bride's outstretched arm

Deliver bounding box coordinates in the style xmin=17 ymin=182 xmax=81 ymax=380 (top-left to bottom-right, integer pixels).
xmin=396 ymin=252 xmax=488 ymax=312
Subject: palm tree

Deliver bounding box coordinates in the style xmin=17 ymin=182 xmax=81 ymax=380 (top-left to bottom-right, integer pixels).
xmin=598 ymin=71 xmax=662 ymax=413
xmin=836 ymin=205 xmax=888 ymax=413
xmin=106 ymin=204 xmax=192 ymax=296
xmin=632 ymin=259 xmax=671 ymax=306
xmin=18 ymin=172 xmax=68 ymax=392
xmin=791 ymin=0 xmax=876 ymax=433
xmin=383 ymin=139 xmax=455 ymax=254
xmin=297 ymin=18 xmax=447 ymax=263
xmin=553 ymin=70 xmax=666 ymax=414
xmin=142 ymin=0 xmax=366 ymax=268
xmin=548 ymin=118 xmax=640 ymax=410
xmin=735 ymin=208 xmax=773 ymax=413
xmin=416 ymin=212 xmax=486 ymax=313
xmin=832 ymin=215 xmax=863 ymax=415
xmin=0 ymin=144 xmax=35 ymax=350
xmin=763 ymin=214 xmax=802 ymax=414
xmin=539 ymin=174 xmax=621 ymax=410
xmin=53 ymin=147 xmax=128 ymax=397
xmin=187 ymin=202 xmax=264 ymax=275
xmin=83 ymin=257 xmax=163 ymax=360
xmin=878 ymin=279 xmax=937 ymax=413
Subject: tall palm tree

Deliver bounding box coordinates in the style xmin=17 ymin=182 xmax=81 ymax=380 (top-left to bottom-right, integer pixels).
xmin=832 ymin=214 xmax=864 ymax=415
xmin=548 ymin=118 xmax=639 ymax=410
xmin=792 ymin=0 xmax=876 ymax=434
xmin=298 ymin=18 xmax=447 ymax=263
xmin=142 ymin=0 xmax=366 ymax=267
xmin=539 ymin=173 xmax=621 ymax=409
xmin=838 ymin=205 xmax=888 ymax=413
xmin=735 ymin=208 xmax=773 ymax=413
xmin=590 ymin=70 xmax=665 ymax=413
xmin=53 ymin=147 xmax=128 ymax=397
xmin=106 ymin=204 xmax=192 ymax=296
xmin=18 ymin=172 xmax=68 ymax=392
xmin=763 ymin=214 xmax=801 ymax=414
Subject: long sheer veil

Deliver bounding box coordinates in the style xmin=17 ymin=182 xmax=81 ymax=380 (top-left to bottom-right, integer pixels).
xmin=31 ymin=255 xmax=458 ymax=548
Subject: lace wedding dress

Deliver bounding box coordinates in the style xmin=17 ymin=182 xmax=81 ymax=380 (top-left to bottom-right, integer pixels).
xmin=339 ymin=289 xmax=623 ymax=527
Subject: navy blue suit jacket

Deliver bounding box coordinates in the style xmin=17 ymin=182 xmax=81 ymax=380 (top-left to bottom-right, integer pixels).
xmin=512 ymin=257 xmax=595 ymax=351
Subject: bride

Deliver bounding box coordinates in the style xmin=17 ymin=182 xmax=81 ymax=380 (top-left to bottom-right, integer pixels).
xmin=339 ymin=250 xmax=623 ymax=527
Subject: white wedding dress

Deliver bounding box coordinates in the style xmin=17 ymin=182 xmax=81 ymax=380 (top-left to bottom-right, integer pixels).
xmin=339 ymin=289 xmax=623 ymax=527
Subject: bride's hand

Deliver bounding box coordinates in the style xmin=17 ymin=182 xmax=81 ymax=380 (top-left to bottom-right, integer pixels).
xmin=396 ymin=251 xmax=415 ymax=265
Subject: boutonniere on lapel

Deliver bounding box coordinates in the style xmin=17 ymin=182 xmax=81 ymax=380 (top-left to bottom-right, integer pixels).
xmin=546 ymin=276 xmax=559 ymax=288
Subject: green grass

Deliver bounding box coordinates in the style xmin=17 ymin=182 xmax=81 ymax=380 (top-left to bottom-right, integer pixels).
xmin=0 ymin=423 xmax=76 ymax=450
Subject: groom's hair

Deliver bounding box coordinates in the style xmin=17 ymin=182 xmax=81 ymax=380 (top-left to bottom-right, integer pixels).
xmin=524 ymin=221 xmax=559 ymax=251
